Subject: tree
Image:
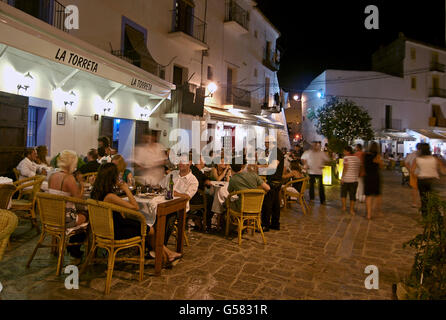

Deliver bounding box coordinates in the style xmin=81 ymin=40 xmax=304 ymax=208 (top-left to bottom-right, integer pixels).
xmin=308 ymin=97 xmax=374 ymax=153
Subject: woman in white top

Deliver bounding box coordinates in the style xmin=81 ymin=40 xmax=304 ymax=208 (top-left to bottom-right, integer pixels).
xmin=412 ymin=143 xmax=444 ymax=215
xmin=48 ymin=150 xmax=87 ymax=228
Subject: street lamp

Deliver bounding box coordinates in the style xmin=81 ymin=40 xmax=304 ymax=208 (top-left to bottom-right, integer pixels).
xmin=293 ymin=94 xmax=299 ymax=101
xmin=206 ymin=82 xmax=218 ymax=97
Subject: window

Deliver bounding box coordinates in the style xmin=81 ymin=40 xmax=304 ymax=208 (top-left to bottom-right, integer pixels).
xmin=173 ymin=65 xmax=187 ymax=86
xmin=264 ymin=77 xmax=270 ymax=105
xmin=27 ymin=106 xmax=37 ymax=147
xmin=254 ymin=30 xmax=258 ymax=38
xmin=254 ymin=68 xmax=258 ymax=77
xmin=207 ymin=65 xmax=213 ymax=80
xmin=410 ymin=48 xmax=416 ymax=60
xmin=411 ymin=77 xmax=417 ymax=90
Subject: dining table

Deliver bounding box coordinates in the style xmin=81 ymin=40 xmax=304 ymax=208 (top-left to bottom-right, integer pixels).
xmin=210 ymin=181 xmax=229 ymax=215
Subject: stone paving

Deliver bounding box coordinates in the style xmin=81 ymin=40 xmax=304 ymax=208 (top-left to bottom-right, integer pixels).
xmin=0 ymin=170 xmax=430 ymax=300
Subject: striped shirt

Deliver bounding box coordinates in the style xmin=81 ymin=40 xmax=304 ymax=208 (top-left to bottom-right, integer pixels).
xmin=343 ymin=155 xmax=361 ymax=183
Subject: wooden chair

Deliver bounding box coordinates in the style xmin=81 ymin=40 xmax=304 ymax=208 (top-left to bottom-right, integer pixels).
xmin=26 ymin=192 xmax=89 ymax=275
xmin=11 ymin=176 xmax=45 ymax=231
xmin=0 ymin=210 xmax=18 ymax=261
xmin=282 ymin=177 xmax=310 ymax=214
xmin=189 ymin=189 xmax=207 ymax=231
xmin=13 ymin=168 xmax=20 ymax=181
xmin=225 ymin=189 xmax=266 ymax=246
xmin=0 ymin=184 xmax=17 ymax=209
xmin=81 ymin=199 xmax=146 ymax=295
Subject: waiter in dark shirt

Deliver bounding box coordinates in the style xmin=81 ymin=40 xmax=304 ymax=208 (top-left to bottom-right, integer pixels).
xmin=260 ymin=135 xmax=284 ymax=232
xmin=190 ymin=156 xmax=214 ymax=231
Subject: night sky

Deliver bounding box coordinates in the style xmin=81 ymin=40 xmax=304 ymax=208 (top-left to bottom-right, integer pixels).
xmin=255 ymin=0 xmax=445 ymax=92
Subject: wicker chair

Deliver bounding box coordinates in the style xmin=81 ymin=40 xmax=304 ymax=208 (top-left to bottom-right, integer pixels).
xmin=0 ymin=184 xmax=17 ymax=209
xmin=11 ymin=176 xmax=45 ymax=231
xmin=282 ymin=177 xmax=310 ymax=214
xmin=13 ymin=168 xmax=20 ymax=181
xmin=26 ymin=192 xmax=89 ymax=275
xmin=80 ymin=172 xmax=97 ymax=185
xmin=225 ymin=189 xmax=266 ymax=246
xmin=81 ymin=199 xmax=146 ymax=295
xmin=0 ymin=210 xmax=18 ymax=261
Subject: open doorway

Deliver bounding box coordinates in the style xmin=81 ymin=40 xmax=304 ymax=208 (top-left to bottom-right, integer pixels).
xmin=100 ymin=116 xmax=135 ymax=168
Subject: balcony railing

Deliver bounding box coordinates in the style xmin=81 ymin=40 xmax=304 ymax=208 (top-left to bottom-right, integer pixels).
xmin=263 ymin=49 xmax=280 ymax=72
xmin=429 ymin=88 xmax=446 ymax=99
xmin=3 ymin=0 xmax=69 ymax=33
xmin=110 ymin=49 xmax=166 ymax=79
xmin=170 ymin=10 xmax=207 ymax=44
xmin=430 ymin=62 xmax=445 ymax=73
xmin=225 ymin=0 xmax=249 ymax=31
xmin=226 ymin=86 xmax=251 ymax=108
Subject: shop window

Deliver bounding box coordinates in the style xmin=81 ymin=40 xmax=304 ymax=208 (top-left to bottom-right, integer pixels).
xmin=27 ymin=106 xmax=37 ymax=147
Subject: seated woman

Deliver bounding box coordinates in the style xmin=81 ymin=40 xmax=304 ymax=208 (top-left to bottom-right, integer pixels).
xmin=210 ymin=161 xmax=231 ymax=182
xmin=111 ymin=154 xmax=134 ymax=186
xmin=90 ymin=163 xmax=182 ymax=265
xmin=48 ymin=150 xmax=88 ymax=258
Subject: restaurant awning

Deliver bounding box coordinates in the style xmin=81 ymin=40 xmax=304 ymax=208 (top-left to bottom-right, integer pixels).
xmin=204 ymin=106 xmax=259 ymax=125
xmin=0 ymin=3 xmax=174 ymax=98
xmin=410 ymin=129 xmax=446 ymax=140
xmin=375 ymin=130 xmax=416 ymax=142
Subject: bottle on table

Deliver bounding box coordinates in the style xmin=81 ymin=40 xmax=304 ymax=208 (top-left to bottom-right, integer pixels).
xmin=168 ymin=173 xmax=174 ymax=199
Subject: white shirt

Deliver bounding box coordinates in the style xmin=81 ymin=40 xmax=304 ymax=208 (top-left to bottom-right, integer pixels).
xmin=342 ymin=155 xmax=361 ymax=183
xmin=133 ymin=142 xmax=166 ymax=186
xmin=415 ymin=156 xmax=439 ymax=179
xmin=301 ymin=150 xmax=330 ymax=175
xmin=160 ymin=170 xmax=198 ymax=212
xmin=16 ymin=157 xmax=37 ymax=180
xmin=404 ymin=151 xmax=418 ymax=168
xmin=97 ymin=156 xmax=112 ymax=164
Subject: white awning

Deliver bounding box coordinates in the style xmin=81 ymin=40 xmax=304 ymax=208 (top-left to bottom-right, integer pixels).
xmin=0 ymin=3 xmax=174 ymax=98
xmin=254 ymin=115 xmax=285 ymax=129
xmin=204 ymin=106 xmax=259 ymax=125
xmin=409 ymin=129 xmax=446 ymax=140
xmin=375 ymin=130 xmax=416 ymax=142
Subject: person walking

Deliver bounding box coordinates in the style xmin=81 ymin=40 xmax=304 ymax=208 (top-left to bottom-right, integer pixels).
xmin=412 ymin=143 xmax=444 ymax=216
xmin=341 ymin=146 xmax=361 ymax=215
xmin=404 ymin=143 xmax=421 ymax=208
xmin=301 ymin=141 xmax=330 ymax=204
xmin=364 ymin=142 xmax=384 ymax=220
xmin=354 ymin=144 xmax=366 ymax=203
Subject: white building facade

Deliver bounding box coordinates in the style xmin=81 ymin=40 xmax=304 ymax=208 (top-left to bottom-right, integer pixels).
xmin=301 ymin=35 xmax=446 ymax=156
xmin=0 ymin=0 xmax=289 ymax=176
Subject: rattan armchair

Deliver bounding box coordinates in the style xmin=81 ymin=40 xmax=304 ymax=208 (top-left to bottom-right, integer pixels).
xmin=189 ymin=189 xmax=207 ymax=231
xmin=81 ymin=199 xmax=147 ymax=295
xmin=225 ymin=189 xmax=266 ymax=246
xmin=282 ymin=177 xmax=310 ymax=214
xmin=11 ymin=176 xmax=45 ymax=231
xmin=79 ymin=172 xmax=98 ymax=185
xmin=26 ymin=192 xmax=89 ymax=275
xmin=0 ymin=184 xmax=17 ymax=209
xmin=13 ymin=168 xmax=20 ymax=181
xmin=0 ymin=210 xmax=18 ymax=261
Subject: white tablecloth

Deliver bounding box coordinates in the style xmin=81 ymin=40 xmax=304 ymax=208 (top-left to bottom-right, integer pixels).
xmin=131 ymin=195 xmax=181 ymax=227
xmin=210 ymin=181 xmax=229 ymax=214
xmin=0 ymin=176 xmax=14 ymax=209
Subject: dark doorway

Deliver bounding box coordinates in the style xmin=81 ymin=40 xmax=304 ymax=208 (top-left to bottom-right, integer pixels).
xmin=0 ymin=91 xmax=29 ymax=178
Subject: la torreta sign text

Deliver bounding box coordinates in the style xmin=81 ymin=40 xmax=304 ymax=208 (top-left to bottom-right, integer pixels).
xmin=55 ymin=48 xmax=99 ymax=73
xmin=130 ymin=78 xmax=153 ymax=92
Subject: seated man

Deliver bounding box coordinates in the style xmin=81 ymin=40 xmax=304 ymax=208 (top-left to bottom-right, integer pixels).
xmin=190 ymin=157 xmax=214 ymax=231
xmin=78 ymin=149 xmax=101 ymax=174
xmin=16 ymin=147 xmax=43 ymax=180
xmin=97 ymin=146 xmax=111 ymax=164
xmin=228 ymin=158 xmax=270 ymax=212
xmin=161 ymin=156 xmax=199 ymax=245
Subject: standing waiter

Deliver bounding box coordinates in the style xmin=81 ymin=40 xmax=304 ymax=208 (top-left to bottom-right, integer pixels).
xmin=260 ymin=135 xmax=285 ymax=232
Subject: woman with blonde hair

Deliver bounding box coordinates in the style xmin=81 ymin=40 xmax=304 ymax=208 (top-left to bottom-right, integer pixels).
xmin=111 ymin=154 xmax=134 ymax=185
xmin=48 ymin=150 xmax=88 ymax=258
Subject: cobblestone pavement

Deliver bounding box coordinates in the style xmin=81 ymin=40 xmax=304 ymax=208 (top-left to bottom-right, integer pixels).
xmin=0 ymin=170 xmax=430 ymax=300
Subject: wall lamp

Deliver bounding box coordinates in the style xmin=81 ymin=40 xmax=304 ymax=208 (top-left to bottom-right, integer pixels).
xmin=64 ymin=91 xmax=76 ymax=108
xmin=206 ymin=82 xmax=218 ymax=98
xmin=17 ymin=72 xmax=33 ymax=94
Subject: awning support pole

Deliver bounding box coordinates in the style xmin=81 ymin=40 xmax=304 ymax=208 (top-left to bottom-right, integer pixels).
xmin=0 ymin=45 xmax=8 ymax=59
xmin=55 ymin=69 xmax=80 ymax=89
xmin=148 ymin=98 xmax=166 ymax=117
xmin=104 ymin=84 xmax=125 ymax=100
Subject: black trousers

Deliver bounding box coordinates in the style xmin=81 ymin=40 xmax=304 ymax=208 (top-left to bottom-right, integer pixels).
xmin=309 ymin=174 xmax=325 ymax=203
xmin=417 ymin=178 xmax=434 ymax=216
xmin=261 ymin=183 xmax=282 ymax=228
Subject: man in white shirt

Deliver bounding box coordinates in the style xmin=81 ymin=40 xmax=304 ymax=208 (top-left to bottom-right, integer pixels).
xmin=161 ymin=156 xmax=199 ymax=245
xmin=301 ymin=141 xmax=330 ymax=204
xmin=16 ymin=148 xmax=40 ymax=180
xmin=404 ymin=143 xmax=421 ymax=208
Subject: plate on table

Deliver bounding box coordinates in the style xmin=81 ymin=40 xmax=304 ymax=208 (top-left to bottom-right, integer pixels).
xmin=137 ymin=193 xmax=157 ymax=199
